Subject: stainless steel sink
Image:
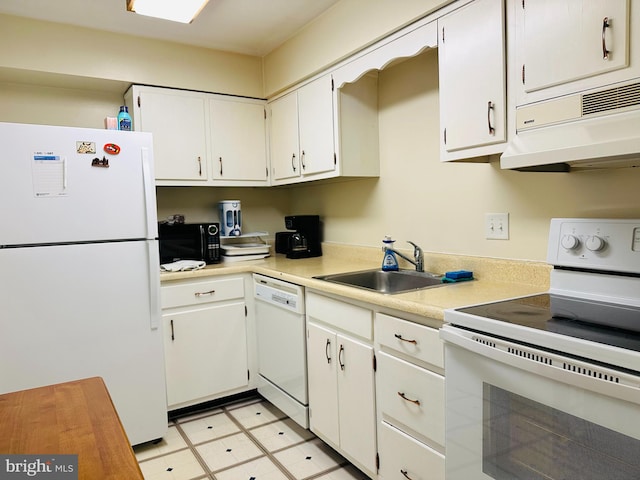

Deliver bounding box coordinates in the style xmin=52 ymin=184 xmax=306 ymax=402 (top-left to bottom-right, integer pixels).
xmin=313 ymin=268 xmax=446 ymax=294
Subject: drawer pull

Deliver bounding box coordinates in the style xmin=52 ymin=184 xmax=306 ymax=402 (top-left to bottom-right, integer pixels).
xmin=195 ymin=290 xmax=215 ymax=297
xmin=401 ymin=469 xmax=415 ymax=480
xmin=394 ymin=334 xmax=417 ymax=345
xmin=397 ymin=392 xmax=421 ymax=406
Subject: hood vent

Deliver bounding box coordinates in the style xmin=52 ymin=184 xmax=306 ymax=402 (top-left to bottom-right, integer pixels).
xmin=501 ymin=80 xmax=640 ymax=171
xmin=582 ymin=82 xmax=640 ymax=116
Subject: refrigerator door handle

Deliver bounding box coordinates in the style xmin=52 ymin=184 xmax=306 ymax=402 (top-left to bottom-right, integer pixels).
xmin=147 ymin=241 xmax=161 ymax=330
xmin=141 ymin=147 xmax=156 ymax=239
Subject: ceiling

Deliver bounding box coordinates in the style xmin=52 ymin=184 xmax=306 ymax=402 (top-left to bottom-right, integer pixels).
xmin=0 ymin=0 xmax=342 ymax=56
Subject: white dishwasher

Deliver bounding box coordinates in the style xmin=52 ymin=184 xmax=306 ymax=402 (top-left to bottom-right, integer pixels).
xmin=253 ymin=274 xmax=308 ymax=428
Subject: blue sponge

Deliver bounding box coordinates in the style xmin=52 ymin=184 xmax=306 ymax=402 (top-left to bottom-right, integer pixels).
xmin=445 ymin=270 xmax=473 ymax=279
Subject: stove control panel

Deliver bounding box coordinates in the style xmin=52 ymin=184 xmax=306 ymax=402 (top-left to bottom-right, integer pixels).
xmin=547 ymin=218 xmax=640 ymax=274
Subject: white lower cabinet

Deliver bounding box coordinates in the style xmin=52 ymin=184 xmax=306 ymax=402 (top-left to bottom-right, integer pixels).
xmin=375 ymin=312 xmax=445 ymax=480
xmin=306 ymin=292 xmax=377 ymax=477
xmin=161 ymin=276 xmax=250 ymax=410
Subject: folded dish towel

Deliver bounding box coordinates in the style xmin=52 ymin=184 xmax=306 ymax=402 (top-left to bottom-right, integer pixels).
xmin=160 ymin=260 xmax=206 ymax=272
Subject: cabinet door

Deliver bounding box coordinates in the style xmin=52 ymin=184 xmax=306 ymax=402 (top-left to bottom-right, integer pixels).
xmin=210 ymin=99 xmax=268 ymax=182
xmin=307 ymin=322 xmax=340 ymax=447
xmin=137 ymin=89 xmax=208 ymax=181
xmin=163 ymin=302 xmax=248 ymax=407
xmin=438 ymin=0 xmax=506 ymax=154
xmin=269 ymin=92 xmax=300 ymax=182
xmin=298 ymin=74 xmax=336 ymax=176
xmin=337 ymin=334 xmax=377 ymax=474
xmin=521 ymin=0 xmax=629 ymax=93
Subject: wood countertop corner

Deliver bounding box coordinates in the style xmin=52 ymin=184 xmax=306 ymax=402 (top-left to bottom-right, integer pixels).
xmin=0 ymin=376 xmax=144 ymax=480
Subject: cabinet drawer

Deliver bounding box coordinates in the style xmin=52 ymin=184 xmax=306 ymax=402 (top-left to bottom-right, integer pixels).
xmin=378 ymin=421 xmax=444 ymax=480
xmin=306 ymin=291 xmax=372 ymax=340
xmin=376 ymin=312 xmax=443 ymax=369
xmin=377 ymin=351 xmax=445 ymax=447
xmin=161 ymin=277 xmax=244 ymax=309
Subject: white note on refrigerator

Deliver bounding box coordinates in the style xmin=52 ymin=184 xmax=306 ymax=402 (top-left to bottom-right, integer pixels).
xmin=32 ymin=152 xmax=67 ymax=197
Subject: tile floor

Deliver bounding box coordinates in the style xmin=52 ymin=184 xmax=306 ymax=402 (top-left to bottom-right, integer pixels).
xmin=134 ymin=397 xmax=370 ymax=480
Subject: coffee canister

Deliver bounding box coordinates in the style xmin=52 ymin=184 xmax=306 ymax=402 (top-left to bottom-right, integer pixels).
xmin=218 ymin=200 xmax=242 ymax=236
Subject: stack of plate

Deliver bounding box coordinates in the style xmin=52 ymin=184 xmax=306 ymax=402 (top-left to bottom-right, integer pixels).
xmin=221 ymin=243 xmax=270 ymax=262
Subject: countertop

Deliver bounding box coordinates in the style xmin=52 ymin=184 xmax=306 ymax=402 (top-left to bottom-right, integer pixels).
xmin=0 ymin=377 xmax=144 ymax=480
xmin=160 ymin=243 xmax=551 ymax=325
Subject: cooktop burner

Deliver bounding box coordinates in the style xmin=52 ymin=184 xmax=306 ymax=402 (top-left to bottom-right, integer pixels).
xmin=458 ymin=294 xmax=640 ymax=353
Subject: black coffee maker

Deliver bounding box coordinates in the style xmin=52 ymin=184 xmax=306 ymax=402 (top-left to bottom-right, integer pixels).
xmin=276 ymin=215 xmax=322 ymax=259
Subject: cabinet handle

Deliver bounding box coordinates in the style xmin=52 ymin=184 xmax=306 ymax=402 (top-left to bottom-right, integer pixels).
xmin=401 ymin=469 xmax=416 ymax=480
xmin=291 ymin=153 xmax=297 ymax=172
xmin=195 ymin=290 xmax=215 ymax=297
xmin=219 ymin=157 xmax=223 ymax=176
xmin=338 ymin=344 xmax=345 ymax=370
xmin=397 ymin=392 xmax=421 ymax=406
xmin=487 ymin=101 xmax=496 ymax=135
xmin=394 ymin=333 xmax=417 ymax=345
xmin=602 ymin=17 xmax=611 ymax=59
xmin=325 ymin=339 xmax=331 ymax=364
xmin=197 ymin=156 xmax=202 ymax=176
xmin=301 ymin=150 xmax=306 ymax=170
xmin=170 ymin=319 xmax=175 ymax=341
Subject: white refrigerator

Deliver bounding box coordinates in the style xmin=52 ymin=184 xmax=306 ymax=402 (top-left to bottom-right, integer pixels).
xmin=0 ymin=122 xmax=167 ymax=445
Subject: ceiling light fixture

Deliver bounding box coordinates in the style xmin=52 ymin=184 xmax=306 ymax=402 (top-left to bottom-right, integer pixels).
xmin=126 ymin=0 xmax=209 ymax=24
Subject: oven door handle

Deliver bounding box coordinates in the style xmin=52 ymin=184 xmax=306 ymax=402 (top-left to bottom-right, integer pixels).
xmin=440 ymin=324 xmax=640 ymax=405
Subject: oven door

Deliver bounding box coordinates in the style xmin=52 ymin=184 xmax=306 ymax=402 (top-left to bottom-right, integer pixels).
xmin=441 ymin=325 xmax=640 ymax=480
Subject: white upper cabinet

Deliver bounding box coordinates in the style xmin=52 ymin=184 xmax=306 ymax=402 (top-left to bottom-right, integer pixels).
xmin=515 ymin=0 xmax=636 ymax=106
xmin=128 ymin=87 xmax=209 ymax=182
xmin=438 ymin=0 xmax=507 ymax=161
xmin=209 ymin=97 xmax=268 ymax=184
xmin=269 ymin=74 xmax=336 ymax=185
xmin=125 ymin=85 xmax=268 ymax=187
xmin=298 ymin=75 xmax=336 ymax=177
xmin=268 ymin=90 xmax=300 ymax=183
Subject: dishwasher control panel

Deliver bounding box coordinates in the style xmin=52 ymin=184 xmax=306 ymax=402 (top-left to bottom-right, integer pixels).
xmin=253 ymin=274 xmax=305 ymax=314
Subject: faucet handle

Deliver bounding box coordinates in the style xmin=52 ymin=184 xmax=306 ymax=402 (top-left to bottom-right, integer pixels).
xmin=407 ymin=241 xmax=422 ymax=255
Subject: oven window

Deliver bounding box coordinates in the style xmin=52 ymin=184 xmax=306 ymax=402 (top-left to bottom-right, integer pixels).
xmin=482 ymin=383 xmax=640 ymax=479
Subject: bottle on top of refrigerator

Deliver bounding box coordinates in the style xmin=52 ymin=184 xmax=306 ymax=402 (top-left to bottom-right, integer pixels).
xmin=117 ymin=106 xmax=132 ymax=131
xmin=381 ymin=235 xmax=399 ymax=271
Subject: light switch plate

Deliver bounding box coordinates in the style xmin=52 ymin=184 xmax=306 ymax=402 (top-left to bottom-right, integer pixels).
xmin=485 ymin=213 xmax=509 ymax=240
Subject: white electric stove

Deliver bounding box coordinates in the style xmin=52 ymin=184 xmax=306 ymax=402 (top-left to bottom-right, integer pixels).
xmin=441 ymin=218 xmax=640 ymax=480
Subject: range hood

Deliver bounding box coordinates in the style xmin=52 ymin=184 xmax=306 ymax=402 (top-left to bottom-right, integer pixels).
xmin=501 ymin=81 xmax=640 ymax=171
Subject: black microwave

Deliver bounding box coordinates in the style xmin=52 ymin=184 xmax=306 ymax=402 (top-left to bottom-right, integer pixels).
xmin=158 ymin=222 xmax=221 ymax=265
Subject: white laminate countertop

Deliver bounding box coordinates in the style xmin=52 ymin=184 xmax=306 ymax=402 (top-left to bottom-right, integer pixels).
xmin=160 ymin=243 xmax=551 ymax=326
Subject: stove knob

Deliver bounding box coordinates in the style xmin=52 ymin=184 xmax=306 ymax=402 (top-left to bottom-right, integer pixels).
xmin=561 ymin=234 xmax=580 ymax=250
xmin=586 ymin=235 xmax=606 ymax=252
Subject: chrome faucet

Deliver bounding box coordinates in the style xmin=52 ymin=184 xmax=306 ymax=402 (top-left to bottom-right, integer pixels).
xmin=386 ymin=241 xmax=424 ymax=272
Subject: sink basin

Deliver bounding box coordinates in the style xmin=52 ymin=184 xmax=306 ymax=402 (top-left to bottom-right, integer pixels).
xmin=314 ymin=269 xmax=446 ymax=294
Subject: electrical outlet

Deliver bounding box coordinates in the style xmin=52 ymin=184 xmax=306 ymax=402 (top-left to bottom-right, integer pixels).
xmin=485 ymin=213 xmax=509 ymax=240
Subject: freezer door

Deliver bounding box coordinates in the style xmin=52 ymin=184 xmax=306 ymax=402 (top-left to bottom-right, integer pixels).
xmin=0 ymin=123 xmax=157 ymax=245
xmin=0 ymin=240 xmax=167 ymax=445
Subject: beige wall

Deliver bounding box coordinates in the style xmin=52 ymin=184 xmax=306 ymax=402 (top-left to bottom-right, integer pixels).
xmin=0 ymin=14 xmax=263 ymax=98
xmin=263 ymin=0 xmax=451 ymax=95
xmin=289 ymin=51 xmax=640 ymax=262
